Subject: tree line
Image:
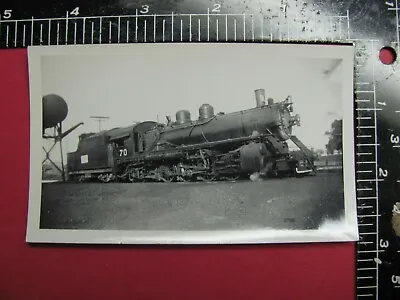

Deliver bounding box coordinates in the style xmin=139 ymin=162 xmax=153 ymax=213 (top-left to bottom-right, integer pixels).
xmin=307 ymin=118 xmax=343 ymax=159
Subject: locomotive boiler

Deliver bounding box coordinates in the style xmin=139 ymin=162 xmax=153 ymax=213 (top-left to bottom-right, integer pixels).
xmin=66 ymin=89 xmax=315 ymax=183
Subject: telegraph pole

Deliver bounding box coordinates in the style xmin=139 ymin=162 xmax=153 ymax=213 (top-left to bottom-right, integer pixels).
xmin=90 ymin=116 xmax=110 ymax=132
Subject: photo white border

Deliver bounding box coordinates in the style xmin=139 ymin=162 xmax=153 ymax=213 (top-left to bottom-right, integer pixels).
xmin=26 ymin=42 xmax=358 ymax=244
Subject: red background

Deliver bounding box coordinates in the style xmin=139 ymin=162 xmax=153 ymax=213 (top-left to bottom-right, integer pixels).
xmin=0 ymin=49 xmax=356 ymax=300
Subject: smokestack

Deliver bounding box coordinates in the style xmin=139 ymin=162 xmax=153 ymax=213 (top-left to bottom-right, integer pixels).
xmin=267 ymin=98 xmax=274 ymax=105
xmin=254 ymin=89 xmax=266 ymax=107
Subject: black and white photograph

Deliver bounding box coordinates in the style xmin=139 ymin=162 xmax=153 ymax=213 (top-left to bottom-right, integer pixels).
xmin=27 ymin=43 xmax=358 ymax=244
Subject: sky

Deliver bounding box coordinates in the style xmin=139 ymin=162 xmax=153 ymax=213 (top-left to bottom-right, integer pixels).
xmin=39 ymin=43 xmax=346 ymax=164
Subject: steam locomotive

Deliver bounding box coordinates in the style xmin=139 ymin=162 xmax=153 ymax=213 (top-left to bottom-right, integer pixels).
xmin=66 ymin=89 xmax=316 ymax=183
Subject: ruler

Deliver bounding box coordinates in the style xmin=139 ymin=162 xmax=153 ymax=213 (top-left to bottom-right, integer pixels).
xmin=1 ymin=1 xmax=400 ymax=299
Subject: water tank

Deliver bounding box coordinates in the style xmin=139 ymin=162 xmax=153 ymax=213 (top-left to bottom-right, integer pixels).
xmin=175 ymin=110 xmax=191 ymax=125
xmin=198 ymin=104 xmax=215 ymax=120
xmin=42 ymin=94 xmax=68 ymax=129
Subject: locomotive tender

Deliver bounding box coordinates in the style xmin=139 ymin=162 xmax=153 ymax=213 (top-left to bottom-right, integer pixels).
xmin=66 ymin=89 xmax=316 ymax=183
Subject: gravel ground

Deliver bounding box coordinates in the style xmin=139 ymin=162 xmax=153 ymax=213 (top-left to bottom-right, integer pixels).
xmin=39 ymin=171 xmax=345 ymax=231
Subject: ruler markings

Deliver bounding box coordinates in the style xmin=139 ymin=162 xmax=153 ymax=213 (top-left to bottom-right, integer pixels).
xmin=171 ymin=12 xmax=174 ymax=42
xmin=270 ymin=18 xmax=272 ymax=41
xmin=135 ymin=9 xmax=138 ymax=42
xmin=1 ymin=10 xmax=357 ymax=47
xmin=118 ymin=16 xmax=121 ymax=43
xmin=357 ymin=188 xmax=373 ymax=191
xmin=207 ymin=8 xmax=210 ymax=41
xmin=180 ymin=19 xmax=182 ymax=42
xmin=225 ymin=14 xmax=228 ymax=41
xmin=109 ymin=21 xmax=112 ymax=43
xmin=251 ymin=15 xmax=254 ymax=41
xmin=397 ymin=0 xmax=400 ymax=54
xmin=243 ymin=14 xmax=246 ymax=41
xmin=14 ymin=21 xmax=17 ymax=47
xmin=189 ymin=14 xmax=192 ymax=42
xmin=144 ymin=19 xmax=147 ymax=42
xmin=6 ymin=25 xmax=9 ymax=47
xmin=40 ymin=23 xmax=43 ymax=45
xmin=261 ymin=17 xmax=264 ymax=41
xmin=30 ymin=17 xmax=34 ymax=46
xmin=99 ymin=17 xmax=103 ymax=43
xmin=356 ymin=108 xmax=382 ymax=112
xmin=198 ymin=18 xmax=200 ymax=41
xmin=74 ymin=22 xmax=77 ymax=44
xmin=359 ymin=241 xmax=374 ymax=245
xmin=82 ymin=18 xmax=85 ymax=44
xmin=234 ymin=18 xmax=237 ymax=41
xmin=161 ymin=19 xmax=165 ymax=42
xmin=358 ymin=215 xmax=381 ymax=218
xmin=370 ymin=40 xmax=379 ymax=300
xmin=90 ymin=21 xmax=94 ymax=44
xmin=217 ymin=18 xmax=220 ymax=41
xmin=47 ymin=20 xmax=51 ymax=45
xmin=56 ymin=22 xmax=60 ymax=45
xmin=0 ymin=12 xmax=352 ymax=22
xmin=65 ymin=12 xmax=69 ymax=44
xmin=358 ymin=126 xmax=376 ymax=129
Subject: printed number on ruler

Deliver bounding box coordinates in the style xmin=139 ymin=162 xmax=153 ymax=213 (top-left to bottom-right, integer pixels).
xmin=390 ymin=133 xmax=399 ymax=144
xmin=378 ymin=168 xmax=388 ymax=177
xmin=212 ymin=4 xmax=221 ymax=12
xmin=140 ymin=5 xmax=149 ymax=14
xmin=70 ymin=7 xmax=79 ymax=16
xmin=2 ymin=9 xmax=12 ymax=19
xmin=379 ymin=239 xmax=389 ymax=248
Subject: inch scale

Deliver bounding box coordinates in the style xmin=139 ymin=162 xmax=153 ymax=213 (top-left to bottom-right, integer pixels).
xmin=0 ymin=3 xmax=399 ymax=300
xmin=0 ymin=6 xmax=351 ymax=46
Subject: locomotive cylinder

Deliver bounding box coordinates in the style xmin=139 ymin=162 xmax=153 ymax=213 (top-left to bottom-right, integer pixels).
xmin=254 ymin=89 xmax=266 ymax=108
xmin=175 ymin=110 xmax=191 ymax=125
xmin=239 ymin=142 xmax=269 ymax=173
